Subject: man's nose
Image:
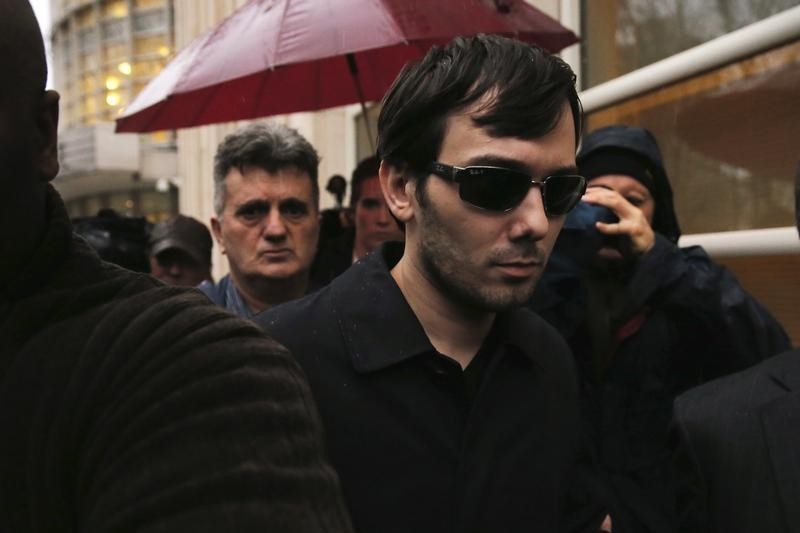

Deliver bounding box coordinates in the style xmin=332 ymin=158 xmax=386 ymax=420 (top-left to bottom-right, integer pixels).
xmin=263 ymin=210 xmax=287 ymax=240
xmin=508 ymin=186 xmax=549 ymax=241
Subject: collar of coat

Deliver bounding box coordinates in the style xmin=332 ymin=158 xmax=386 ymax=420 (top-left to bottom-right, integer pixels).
xmin=329 ymin=241 xmax=544 ymax=374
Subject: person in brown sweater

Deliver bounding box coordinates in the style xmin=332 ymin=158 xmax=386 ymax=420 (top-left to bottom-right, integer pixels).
xmin=0 ymin=2 xmax=353 ymax=532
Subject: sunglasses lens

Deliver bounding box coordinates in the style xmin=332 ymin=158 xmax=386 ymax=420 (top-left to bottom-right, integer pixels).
xmin=543 ymin=175 xmax=586 ymax=216
xmin=458 ymin=168 xmax=530 ymax=211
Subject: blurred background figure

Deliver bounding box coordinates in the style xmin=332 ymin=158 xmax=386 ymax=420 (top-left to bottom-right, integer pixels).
xmin=350 ymin=155 xmax=404 ymax=260
xmin=326 ymin=174 xmax=348 ymax=209
xmin=72 ymin=208 xmax=150 ymax=273
xmin=148 ymin=214 xmax=213 ymax=286
xmin=530 ymin=124 xmax=790 ymax=533
xmin=317 ymin=174 xmax=353 ymax=249
xmin=311 ymin=156 xmax=403 ymax=286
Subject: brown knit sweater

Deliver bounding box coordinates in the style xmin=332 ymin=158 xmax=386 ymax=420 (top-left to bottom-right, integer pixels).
xmin=0 ymin=186 xmax=353 ymax=533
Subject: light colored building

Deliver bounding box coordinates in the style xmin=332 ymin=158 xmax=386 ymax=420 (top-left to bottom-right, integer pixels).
xmin=50 ymin=0 xmax=178 ymax=221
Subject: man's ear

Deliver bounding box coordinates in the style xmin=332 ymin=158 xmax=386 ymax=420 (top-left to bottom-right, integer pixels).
xmin=379 ymin=160 xmax=416 ymax=224
xmin=210 ymin=216 xmax=226 ymax=255
xmin=36 ymin=90 xmax=60 ymax=182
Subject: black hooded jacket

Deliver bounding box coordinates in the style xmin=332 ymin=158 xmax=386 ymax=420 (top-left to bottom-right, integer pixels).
xmin=530 ymin=125 xmax=790 ymax=533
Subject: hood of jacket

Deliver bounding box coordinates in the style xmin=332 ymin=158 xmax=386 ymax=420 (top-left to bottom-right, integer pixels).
xmin=578 ymin=125 xmax=681 ymax=243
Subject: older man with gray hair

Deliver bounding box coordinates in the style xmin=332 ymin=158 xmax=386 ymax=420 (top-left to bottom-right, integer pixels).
xmin=200 ymin=122 xmax=321 ymax=317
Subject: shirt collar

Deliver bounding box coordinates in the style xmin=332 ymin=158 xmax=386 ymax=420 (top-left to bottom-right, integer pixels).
xmin=330 ymin=241 xmax=435 ymax=373
xmin=329 ymin=241 xmax=539 ymax=374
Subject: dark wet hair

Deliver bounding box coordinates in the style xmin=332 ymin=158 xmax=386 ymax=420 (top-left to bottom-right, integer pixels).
xmin=377 ymin=34 xmax=581 ymax=182
xmin=350 ymin=155 xmax=380 ymax=207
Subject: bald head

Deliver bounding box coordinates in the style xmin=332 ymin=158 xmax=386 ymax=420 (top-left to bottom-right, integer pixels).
xmin=0 ymin=0 xmax=47 ymax=107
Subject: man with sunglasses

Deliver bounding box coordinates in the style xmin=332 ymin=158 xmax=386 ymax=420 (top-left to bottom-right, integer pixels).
xmin=257 ymin=35 xmax=606 ymax=533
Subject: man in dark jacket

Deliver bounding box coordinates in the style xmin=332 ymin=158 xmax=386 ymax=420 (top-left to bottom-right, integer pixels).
xmin=529 ymin=125 xmax=790 ymax=533
xmin=257 ymin=35 xmax=606 ymax=533
xmin=671 ymin=165 xmax=800 ymax=533
xmin=0 ymin=3 xmax=352 ymax=531
xmin=148 ymin=214 xmax=214 ymax=286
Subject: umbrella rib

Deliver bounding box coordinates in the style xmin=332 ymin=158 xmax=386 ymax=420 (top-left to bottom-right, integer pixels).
xmin=346 ymin=53 xmax=375 ymax=152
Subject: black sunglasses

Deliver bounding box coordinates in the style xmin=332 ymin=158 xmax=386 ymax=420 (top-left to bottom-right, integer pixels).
xmin=428 ymin=162 xmax=587 ymax=216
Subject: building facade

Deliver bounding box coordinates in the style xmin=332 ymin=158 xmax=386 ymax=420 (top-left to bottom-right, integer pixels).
xmin=50 ymin=0 xmax=178 ymax=221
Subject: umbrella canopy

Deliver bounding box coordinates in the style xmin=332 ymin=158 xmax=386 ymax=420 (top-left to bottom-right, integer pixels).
xmin=116 ymin=0 xmax=578 ymax=133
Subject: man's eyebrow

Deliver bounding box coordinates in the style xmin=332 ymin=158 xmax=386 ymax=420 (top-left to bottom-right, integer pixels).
xmin=463 ymin=155 xmax=529 ymax=173
xmin=546 ymin=165 xmax=580 ymax=177
xmin=235 ymin=199 xmax=270 ymax=212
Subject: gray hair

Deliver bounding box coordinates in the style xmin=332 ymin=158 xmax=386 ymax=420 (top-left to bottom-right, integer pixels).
xmin=213 ymin=122 xmax=320 ymax=215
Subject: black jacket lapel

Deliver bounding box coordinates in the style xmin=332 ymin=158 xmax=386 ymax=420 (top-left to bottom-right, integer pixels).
xmin=760 ymin=389 xmax=800 ymax=533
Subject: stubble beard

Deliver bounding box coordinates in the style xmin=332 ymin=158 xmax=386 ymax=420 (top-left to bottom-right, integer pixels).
xmin=417 ymin=198 xmax=541 ymax=313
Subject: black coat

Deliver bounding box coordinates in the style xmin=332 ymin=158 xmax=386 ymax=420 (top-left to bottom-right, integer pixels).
xmin=0 ymin=186 xmax=353 ymax=533
xmin=672 ymin=349 xmax=800 ymax=533
xmin=256 ymin=243 xmax=606 ymax=533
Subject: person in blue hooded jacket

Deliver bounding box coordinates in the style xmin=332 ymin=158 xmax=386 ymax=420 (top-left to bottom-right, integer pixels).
xmin=529 ymin=125 xmax=790 ymax=533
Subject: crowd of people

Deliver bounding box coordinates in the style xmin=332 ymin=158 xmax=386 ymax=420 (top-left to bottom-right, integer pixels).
xmin=3 ymin=1 xmax=798 ymax=532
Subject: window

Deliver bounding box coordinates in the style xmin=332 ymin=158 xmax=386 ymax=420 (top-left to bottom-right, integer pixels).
xmin=105 ymin=42 xmax=127 ymax=63
xmin=82 ymin=95 xmax=98 ymax=119
xmin=585 ymin=41 xmax=800 ymax=234
xmin=76 ymin=8 xmax=97 ymax=29
xmin=102 ymin=19 xmax=126 ymax=42
xmin=81 ymin=51 xmax=100 ymax=71
xmin=135 ymin=36 xmax=167 ymax=57
xmin=133 ymin=59 xmax=165 ymax=79
xmin=103 ymin=0 xmax=128 ymax=19
xmin=78 ymin=27 xmax=97 ymax=53
xmin=135 ymin=0 xmax=166 ymax=9
xmin=133 ymin=10 xmax=166 ymax=34
xmin=580 ymin=0 xmax=798 ymax=89
xmin=81 ymin=74 xmax=96 ymax=92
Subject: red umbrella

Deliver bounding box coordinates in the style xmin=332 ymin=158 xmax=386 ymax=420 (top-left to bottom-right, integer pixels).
xmin=115 ymin=0 xmax=578 ymax=133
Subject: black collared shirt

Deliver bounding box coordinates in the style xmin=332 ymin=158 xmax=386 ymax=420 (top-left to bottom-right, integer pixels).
xmin=256 ymin=243 xmax=603 ymax=533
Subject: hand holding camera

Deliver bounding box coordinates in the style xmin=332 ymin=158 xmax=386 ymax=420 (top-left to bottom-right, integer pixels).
xmin=581 ymin=185 xmax=656 ymax=257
